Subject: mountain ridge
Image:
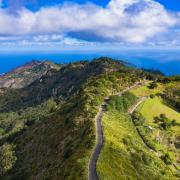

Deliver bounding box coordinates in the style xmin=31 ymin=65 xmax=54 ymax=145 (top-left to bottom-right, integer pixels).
xmin=0 ymin=57 xmax=179 ymax=180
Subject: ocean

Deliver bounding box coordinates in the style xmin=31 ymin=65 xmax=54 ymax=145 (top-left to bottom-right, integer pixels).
xmin=0 ymin=50 xmax=179 ymax=75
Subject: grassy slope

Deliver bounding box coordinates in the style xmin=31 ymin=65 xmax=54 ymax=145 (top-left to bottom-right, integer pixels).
xmin=130 ymin=82 xmax=164 ymax=97
xmin=97 ymin=110 xmax=174 ymax=180
xmin=138 ymin=97 xmax=180 ymax=125
xmin=131 ymin=83 xmax=180 ymax=135
xmin=138 ymin=97 xmax=180 ymax=171
xmin=130 ymin=83 xmax=180 ymax=174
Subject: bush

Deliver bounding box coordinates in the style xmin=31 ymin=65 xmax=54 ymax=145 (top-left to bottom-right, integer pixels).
xmin=131 ymin=111 xmax=145 ymax=126
xmin=137 ymin=126 xmax=157 ymax=151
xmin=150 ymin=94 xmax=155 ymax=99
xmin=148 ymin=82 xmax=158 ymax=89
xmin=154 ymin=114 xmax=174 ymax=130
xmin=107 ymin=92 xmax=137 ymax=112
xmin=160 ymin=113 xmax=166 ymax=120
xmin=171 ymin=120 xmax=176 ymax=126
xmin=0 ymin=143 xmax=17 ymax=175
xmin=161 ymin=152 xmax=175 ymax=165
xmin=142 ymin=153 xmax=152 ymax=165
xmin=132 ymin=112 xmax=157 ymax=151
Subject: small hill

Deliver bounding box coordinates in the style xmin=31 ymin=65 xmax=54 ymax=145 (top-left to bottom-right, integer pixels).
xmin=0 ymin=60 xmax=60 ymax=89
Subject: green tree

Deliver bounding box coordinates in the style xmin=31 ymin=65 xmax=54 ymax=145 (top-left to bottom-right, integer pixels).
xmin=148 ymin=82 xmax=158 ymax=89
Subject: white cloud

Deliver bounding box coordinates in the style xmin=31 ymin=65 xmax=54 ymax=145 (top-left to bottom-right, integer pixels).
xmin=33 ymin=35 xmax=49 ymax=42
xmin=0 ymin=34 xmax=92 ymax=48
xmin=0 ymin=0 xmax=178 ymax=44
xmin=0 ymin=36 xmax=22 ymax=41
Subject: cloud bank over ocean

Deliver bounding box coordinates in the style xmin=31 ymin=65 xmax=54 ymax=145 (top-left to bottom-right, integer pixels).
xmin=0 ymin=0 xmax=180 ymax=49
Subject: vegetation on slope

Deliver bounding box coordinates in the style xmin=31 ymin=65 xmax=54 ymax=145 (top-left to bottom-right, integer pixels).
xmin=138 ymin=96 xmax=180 ymax=124
xmin=0 ymin=58 xmax=133 ymax=113
xmin=162 ymin=82 xmax=180 ymax=112
xmin=130 ymin=81 xmax=165 ymax=97
xmin=130 ymin=80 xmax=180 ymax=177
xmin=0 ymin=58 xmax=144 ymax=180
xmin=0 ymin=99 xmax=58 ymax=141
xmin=107 ymin=92 xmax=138 ymax=112
xmin=0 ymin=58 xmax=176 ymax=179
xmin=97 ymin=93 xmax=174 ymax=179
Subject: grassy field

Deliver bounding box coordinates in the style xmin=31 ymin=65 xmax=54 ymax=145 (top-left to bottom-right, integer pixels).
xmin=138 ymin=97 xmax=180 ymax=124
xmin=130 ymin=83 xmax=164 ymax=97
xmin=138 ymin=96 xmax=180 ymax=135
xmin=131 ymin=85 xmax=180 ymax=174
xmin=130 ymin=82 xmax=180 ymax=134
xmin=97 ymin=110 xmax=174 ymax=180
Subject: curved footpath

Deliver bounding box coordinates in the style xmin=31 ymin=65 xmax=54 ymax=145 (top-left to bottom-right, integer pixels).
xmin=88 ymin=84 xmax=140 ymax=180
xmin=128 ymin=97 xmax=147 ymax=114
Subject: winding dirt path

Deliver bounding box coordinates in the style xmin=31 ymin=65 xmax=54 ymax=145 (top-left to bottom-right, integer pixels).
xmin=129 ymin=97 xmax=147 ymax=114
xmin=88 ymin=84 xmax=140 ymax=180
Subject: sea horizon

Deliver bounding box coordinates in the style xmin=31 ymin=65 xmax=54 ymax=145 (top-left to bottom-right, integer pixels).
xmin=0 ymin=49 xmax=179 ymax=76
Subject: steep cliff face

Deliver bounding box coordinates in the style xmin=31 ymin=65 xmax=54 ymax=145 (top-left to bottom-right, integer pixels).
xmin=0 ymin=60 xmax=60 ymax=89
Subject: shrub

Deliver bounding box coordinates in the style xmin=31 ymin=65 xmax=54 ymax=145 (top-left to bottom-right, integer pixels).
xmin=161 ymin=152 xmax=175 ymax=165
xmin=150 ymin=94 xmax=155 ymax=99
xmin=131 ymin=111 xmax=145 ymax=126
xmin=148 ymin=82 xmax=158 ymax=89
xmin=160 ymin=113 xmax=166 ymax=120
xmin=0 ymin=143 xmax=17 ymax=175
xmin=107 ymin=92 xmax=137 ymax=112
xmin=137 ymin=126 xmax=157 ymax=151
xmin=155 ymin=114 xmax=175 ymax=130
xmin=171 ymin=120 xmax=176 ymax=126
xmin=142 ymin=153 xmax=152 ymax=165
xmin=154 ymin=116 xmax=160 ymax=123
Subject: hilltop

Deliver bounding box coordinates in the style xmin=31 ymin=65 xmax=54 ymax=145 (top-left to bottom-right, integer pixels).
xmin=0 ymin=60 xmax=60 ymax=89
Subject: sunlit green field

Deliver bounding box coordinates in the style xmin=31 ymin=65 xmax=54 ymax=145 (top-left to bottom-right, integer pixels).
xmin=97 ymin=110 xmax=173 ymax=180
xmin=131 ymin=85 xmax=180 ymax=174
xmin=130 ymin=83 xmax=164 ymax=97
xmin=138 ymin=96 xmax=180 ymax=134
xmin=138 ymin=96 xmax=180 ymax=123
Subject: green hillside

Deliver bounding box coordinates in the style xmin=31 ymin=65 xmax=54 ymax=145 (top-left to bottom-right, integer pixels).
xmin=0 ymin=58 xmax=142 ymax=179
xmin=130 ymin=80 xmax=180 ymax=177
xmin=97 ymin=93 xmax=174 ymax=180
xmin=0 ymin=58 xmax=179 ymax=179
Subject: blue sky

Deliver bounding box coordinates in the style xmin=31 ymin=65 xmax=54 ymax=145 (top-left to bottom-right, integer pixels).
xmin=2 ymin=0 xmax=180 ymax=11
xmin=156 ymin=0 xmax=180 ymax=11
xmin=0 ymin=0 xmax=180 ymax=51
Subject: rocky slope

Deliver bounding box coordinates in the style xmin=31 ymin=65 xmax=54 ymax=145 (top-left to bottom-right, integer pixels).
xmin=0 ymin=60 xmax=60 ymax=89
